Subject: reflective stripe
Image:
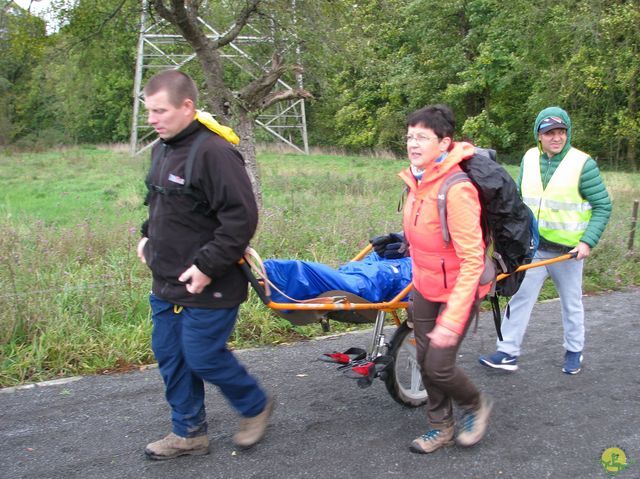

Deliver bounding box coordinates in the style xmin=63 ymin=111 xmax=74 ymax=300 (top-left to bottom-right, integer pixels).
xmin=522 ymin=196 xmax=592 ymax=214
xmin=523 ymin=197 xmax=541 ymax=209
xmin=539 ymin=198 xmax=591 ymax=212
xmin=538 ymin=219 xmax=591 ymax=231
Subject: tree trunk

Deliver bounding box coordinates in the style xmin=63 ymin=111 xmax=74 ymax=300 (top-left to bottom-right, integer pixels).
xmin=233 ymin=109 xmax=262 ymax=208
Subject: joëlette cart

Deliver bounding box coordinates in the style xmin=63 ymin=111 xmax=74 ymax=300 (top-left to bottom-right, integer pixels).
xmin=240 ymin=244 xmax=574 ymax=408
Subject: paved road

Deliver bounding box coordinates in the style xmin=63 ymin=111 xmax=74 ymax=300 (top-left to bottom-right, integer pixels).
xmin=1 ymin=289 xmax=639 ymax=479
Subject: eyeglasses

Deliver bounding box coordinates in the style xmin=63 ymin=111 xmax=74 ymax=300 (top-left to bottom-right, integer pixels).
xmin=406 ymin=134 xmax=439 ymax=145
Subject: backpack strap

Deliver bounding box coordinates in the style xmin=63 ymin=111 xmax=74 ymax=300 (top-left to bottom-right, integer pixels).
xmin=437 ymin=171 xmax=472 ymax=246
xmin=182 ymin=131 xmax=210 ymax=193
xmin=181 ymin=131 xmax=213 ymax=215
xmin=144 ymin=143 xmax=164 ymax=204
xmin=438 ymin=169 xmax=505 ymax=341
xmin=437 ymin=169 xmax=506 ymax=274
xmin=490 ymin=295 xmax=504 ymax=341
xmin=397 ymin=185 xmax=409 ymax=213
xmin=144 ymin=131 xmax=214 ymax=215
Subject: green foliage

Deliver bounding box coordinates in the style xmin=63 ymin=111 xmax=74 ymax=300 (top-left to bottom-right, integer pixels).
xmin=310 ymin=0 xmax=640 ymax=169
xmin=4 ymin=0 xmax=139 ymax=146
xmin=0 ymin=8 xmax=49 ymax=145
xmin=2 ymin=0 xmax=640 ymax=169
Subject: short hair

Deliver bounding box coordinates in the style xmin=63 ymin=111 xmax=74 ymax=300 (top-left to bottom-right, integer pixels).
xmin=406 ymin=104 xmax=455 ymax=139
xmin=143 ymin=70 xmax=198 ymax=107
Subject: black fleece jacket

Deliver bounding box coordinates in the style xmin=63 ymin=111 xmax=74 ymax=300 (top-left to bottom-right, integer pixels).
xmin=141 ymin=121 xmax=258 ymax=308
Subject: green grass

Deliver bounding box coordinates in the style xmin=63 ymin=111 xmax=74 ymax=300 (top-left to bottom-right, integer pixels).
xmin=0 ymin=145 xmax=638 ymax=386
xmin=2 ymin=146 xmax=147 ymax=228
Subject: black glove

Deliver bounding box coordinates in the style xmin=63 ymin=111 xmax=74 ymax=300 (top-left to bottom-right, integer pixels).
xmin=382 ymin=241 xmax=407 ymax=259
xmin=370 ymin=232 xmax=407 ymax=259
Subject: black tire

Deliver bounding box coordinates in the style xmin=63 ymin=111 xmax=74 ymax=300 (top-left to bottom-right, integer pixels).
xmin=384 ymin=322 xmax=428 ymax=407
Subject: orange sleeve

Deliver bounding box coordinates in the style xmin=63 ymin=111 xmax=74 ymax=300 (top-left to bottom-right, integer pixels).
xmin=437 ymin=182 xmax=485 ymax=335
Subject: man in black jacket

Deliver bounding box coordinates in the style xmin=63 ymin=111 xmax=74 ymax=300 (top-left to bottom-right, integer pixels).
xmin=137 ymin=70 xmax=273 ymax=460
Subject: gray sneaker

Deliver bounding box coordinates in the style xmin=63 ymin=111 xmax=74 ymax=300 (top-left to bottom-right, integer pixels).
xmin=232 ymin=397 xmax=275 ymax=449
xmin=144 ymin=432 xmax=209 ymax=460
xmin=456 ymin=394 xmax=493 ymax=447
xmin=410 ymin=424 xmax=455 ymax=454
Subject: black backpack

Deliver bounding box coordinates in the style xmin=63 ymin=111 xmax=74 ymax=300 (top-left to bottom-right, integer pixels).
xmin=437 ymin=147 xmax=538 ymax=339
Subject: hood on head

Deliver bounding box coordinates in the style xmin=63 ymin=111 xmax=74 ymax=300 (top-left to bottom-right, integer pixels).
xmin=533 ymin=107 xmax=572 ymax=155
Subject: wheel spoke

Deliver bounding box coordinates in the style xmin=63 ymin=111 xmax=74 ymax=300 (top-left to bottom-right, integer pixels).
xmin=396 ymin=332 xmax=425 ymax=397
xmin=409 ymin=357 xmax=423 ymax=395
xmin=385 ymin=324 xmax=428 ymax=407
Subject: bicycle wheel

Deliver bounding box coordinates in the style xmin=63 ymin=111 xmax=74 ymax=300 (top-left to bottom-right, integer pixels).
xmin=384 ymin=322 xmax=428 ymax=407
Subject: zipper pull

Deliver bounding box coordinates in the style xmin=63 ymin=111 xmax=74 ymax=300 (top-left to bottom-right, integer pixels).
xmin=414 ymin=199 xmax=424 ymax=226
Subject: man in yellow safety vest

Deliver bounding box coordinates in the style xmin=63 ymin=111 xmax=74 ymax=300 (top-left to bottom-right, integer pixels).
xmin=479 ymin=106 xmax=612 ymax=375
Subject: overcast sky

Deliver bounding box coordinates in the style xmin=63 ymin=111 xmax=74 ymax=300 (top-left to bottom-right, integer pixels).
xmin=12 ymin=0 xmax=67 ymax=33
xmin=13 ymin=0 xmax=51 ymax=15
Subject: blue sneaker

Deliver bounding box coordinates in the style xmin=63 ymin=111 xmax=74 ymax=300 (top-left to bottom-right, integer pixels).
xmin=478 ymin=351 xmax=518 ymax=371
xmin=562 ymin=350 xmax=583 ymax=375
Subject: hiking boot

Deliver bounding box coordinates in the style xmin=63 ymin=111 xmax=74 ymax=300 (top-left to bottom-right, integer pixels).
xmin=562 ymin=350 xmax=584 ymax=375
xmin=410 ymin=425 xmax=455 ymax=454
xmin=456 ymin=394 xmax=493 ymax=447
xmin=144 ymin=432 xmax=209 ymax=460
xmin=232 ymin=397 xmax=274 ymax=449
xmin=478 ymin=351 xmax=518 ymax=371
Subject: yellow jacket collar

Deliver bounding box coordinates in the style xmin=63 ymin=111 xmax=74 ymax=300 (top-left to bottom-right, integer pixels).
xmin=194 ymin=110 xmax=240 ymax=145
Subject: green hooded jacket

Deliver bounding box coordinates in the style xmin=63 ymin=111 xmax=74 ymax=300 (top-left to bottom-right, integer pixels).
xmin=517 ymin=106 xmax=612 ymax=248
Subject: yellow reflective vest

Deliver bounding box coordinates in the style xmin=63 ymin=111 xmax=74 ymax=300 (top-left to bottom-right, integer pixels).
xmin=521 ymin=147 xmax=592 ymax=247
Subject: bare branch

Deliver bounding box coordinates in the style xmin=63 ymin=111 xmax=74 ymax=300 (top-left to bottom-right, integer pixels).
xmin=149 ymin=0 xmax=233 ymax=117
xmin=160 ymin=0 xmax=203 ymax=43
xmin=214 ymin=0 xmax=261 ymax=48
xmin=259 ymin=88 xmax=313 ymax=110
xmin=236 ymin=54 xmax=305 ymax=110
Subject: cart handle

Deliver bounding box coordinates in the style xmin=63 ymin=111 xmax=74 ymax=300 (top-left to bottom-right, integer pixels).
xmin=495 ymin=252 xmax=576 ymax=281
xmin=241 ymin=250 xmax=576 ymax=312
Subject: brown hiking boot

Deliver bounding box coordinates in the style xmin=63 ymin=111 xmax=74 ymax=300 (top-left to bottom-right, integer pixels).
xmin=410 ymin=424 xmax=455 ymax=454
xmin=144 ymin=432 xmax=209 ymax=460
xmin=232 ymin=397 xmax=274 ymax=449
xmin=456 ymin=394 xmax=494 ymax=447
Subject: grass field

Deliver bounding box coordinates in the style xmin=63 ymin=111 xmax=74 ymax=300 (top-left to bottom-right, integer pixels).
xmin=0 ymin=145 xmax=638 ymax=386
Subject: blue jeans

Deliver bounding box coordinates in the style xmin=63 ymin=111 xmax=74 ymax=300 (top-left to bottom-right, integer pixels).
xmin=150 ymin=294 xmax=267 ymax=438
xmin=497 ymin=248 xmax=585 ymax=357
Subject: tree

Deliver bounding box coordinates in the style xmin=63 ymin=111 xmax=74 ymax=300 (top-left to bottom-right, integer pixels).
xmin=0 ymin=2 xmax=48 ymax=145
xmin=147 ymin=0 xmax=313 ymax=203
xmin=30 ymin=0 xmax=140 ymax=144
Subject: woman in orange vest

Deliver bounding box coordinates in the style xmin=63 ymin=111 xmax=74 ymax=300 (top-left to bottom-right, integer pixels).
xmin=398 ymin=105 xmax=493 ymax=454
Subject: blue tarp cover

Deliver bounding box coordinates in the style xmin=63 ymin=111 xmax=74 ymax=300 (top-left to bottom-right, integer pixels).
xmin=263 ymin=253 xmax=412 ymax=303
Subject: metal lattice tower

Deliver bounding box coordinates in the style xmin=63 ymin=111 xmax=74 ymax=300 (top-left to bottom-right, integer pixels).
xmin=130 ymin=0 xmax=309 ymax=155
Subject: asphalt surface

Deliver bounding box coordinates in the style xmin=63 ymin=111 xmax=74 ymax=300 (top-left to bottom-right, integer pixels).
xmin=1 ymin=288 xmax=639 ymax=479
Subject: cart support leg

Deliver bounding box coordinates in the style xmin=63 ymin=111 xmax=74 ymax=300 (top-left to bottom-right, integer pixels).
xmin=368 ymin=310 xmax=387 ymax=358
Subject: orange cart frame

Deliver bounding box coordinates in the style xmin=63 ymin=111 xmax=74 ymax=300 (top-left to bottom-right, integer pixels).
xmin=240 ymin=244 xmax=574 ymax=407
